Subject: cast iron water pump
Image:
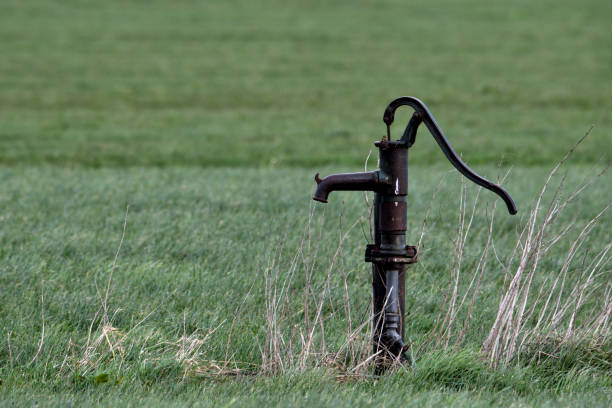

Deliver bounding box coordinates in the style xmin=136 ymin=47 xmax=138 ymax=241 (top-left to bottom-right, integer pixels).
xmin=313 ymin=96 xmax=518 ymax=365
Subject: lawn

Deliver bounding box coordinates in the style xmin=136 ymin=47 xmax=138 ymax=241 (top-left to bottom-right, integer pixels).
xmin=1 ymin=1 xmax=610 ymax=407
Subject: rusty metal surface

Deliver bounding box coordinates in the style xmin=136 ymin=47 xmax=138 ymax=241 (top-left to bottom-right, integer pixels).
xmin=365 ymin=245 xmax=417 ymax=264
xmin=312 ymin=96 xmax=518 ymax=369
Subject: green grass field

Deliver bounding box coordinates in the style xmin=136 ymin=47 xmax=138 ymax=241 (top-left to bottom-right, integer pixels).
xmin=1 ymin=0 xmax=611 ymax=406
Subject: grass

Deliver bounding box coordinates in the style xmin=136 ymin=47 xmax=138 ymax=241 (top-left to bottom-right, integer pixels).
xmin=1 ymin=0 xmax=611 ymax=406
xmin=1 ymin=164 xmax=610 ymax=406
xmin=1 ymin=0 xmax=611 ymax=168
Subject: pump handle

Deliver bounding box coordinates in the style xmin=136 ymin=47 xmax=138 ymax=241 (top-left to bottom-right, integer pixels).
xmin=383 ymin=96 xmax=517 ymax=215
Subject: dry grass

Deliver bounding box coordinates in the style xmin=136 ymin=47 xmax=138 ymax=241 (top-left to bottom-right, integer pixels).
xmin=481 ymin=127 xmax=611 ymax=367
xmin=419 ymin=178 xmax=494 ymax=355
xmin=257 ymin=203 xmax=378 ymax=376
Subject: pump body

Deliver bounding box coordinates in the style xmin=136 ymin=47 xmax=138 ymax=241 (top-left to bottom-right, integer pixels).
xmin=313 ymin=96 xmax=517 ymax=366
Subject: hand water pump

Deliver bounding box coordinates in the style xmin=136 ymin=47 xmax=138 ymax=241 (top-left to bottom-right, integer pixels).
xmin=313 ymin=96 xmax=518 ymax=365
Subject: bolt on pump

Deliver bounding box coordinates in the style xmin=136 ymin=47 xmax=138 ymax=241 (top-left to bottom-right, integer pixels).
xmin=313 ymin=96 xmax=518 ymax=369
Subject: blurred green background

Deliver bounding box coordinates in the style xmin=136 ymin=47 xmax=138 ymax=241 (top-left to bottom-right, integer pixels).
xmin=1 ymin=0 xmax=610 ymax=167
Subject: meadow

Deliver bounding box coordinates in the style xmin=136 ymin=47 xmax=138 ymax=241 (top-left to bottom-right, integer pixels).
xmin=1 ymin=0 xmax=610 ymax=406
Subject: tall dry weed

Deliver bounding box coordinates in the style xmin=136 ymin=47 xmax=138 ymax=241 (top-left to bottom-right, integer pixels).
xmin=481 ymin=127 xmax=611 ymax=367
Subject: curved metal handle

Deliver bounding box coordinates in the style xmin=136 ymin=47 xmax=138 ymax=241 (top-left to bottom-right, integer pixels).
xmin=383 ymin=96 xmax=518 ymax=215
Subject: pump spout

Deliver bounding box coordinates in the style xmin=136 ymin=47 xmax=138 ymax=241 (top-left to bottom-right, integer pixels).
xmin=313 ymin=171 xmax=388 ymax=203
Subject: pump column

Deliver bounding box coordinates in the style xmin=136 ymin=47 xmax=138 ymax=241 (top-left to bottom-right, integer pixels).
xmin=367 ymin=140 xmax=415 ymax=361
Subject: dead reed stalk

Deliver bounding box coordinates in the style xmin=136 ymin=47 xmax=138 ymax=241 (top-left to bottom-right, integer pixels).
xmin=256 ymin=198 xmax=382 ymax=375
xmin=418 ymin=176 xmax=496 ymax=355
xmin=481 ymin=127 xmax=611 ymax=367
